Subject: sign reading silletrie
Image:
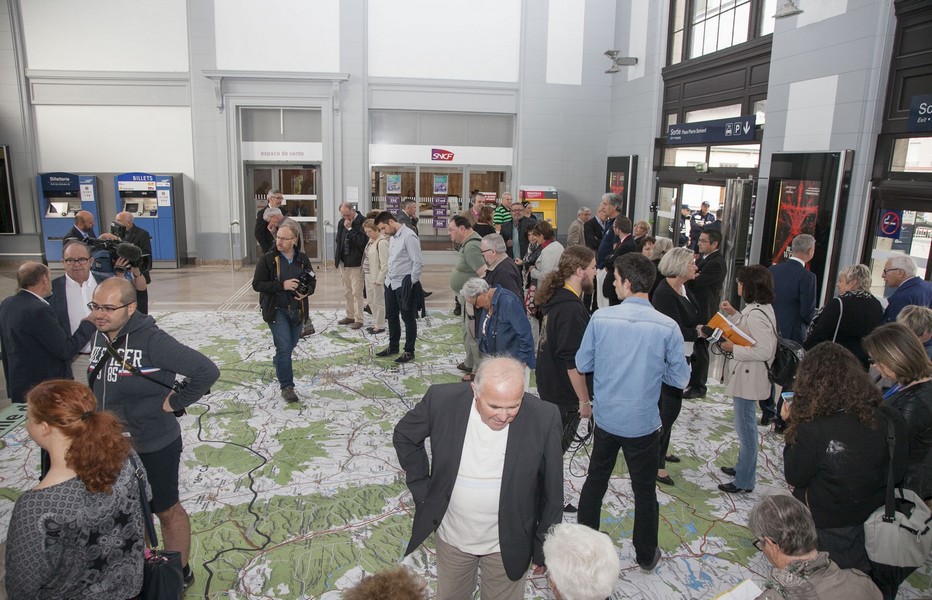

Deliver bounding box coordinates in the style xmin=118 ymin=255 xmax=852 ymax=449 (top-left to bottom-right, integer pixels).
xmin=667 ymin=115 xmax=756 ymax=146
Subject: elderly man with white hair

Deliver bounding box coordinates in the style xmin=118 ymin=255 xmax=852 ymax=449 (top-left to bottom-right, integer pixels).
xmin=882 ymin=254 xmax=932 ymax=322
xmin=543 ymin=523 xmax=619 ymax=600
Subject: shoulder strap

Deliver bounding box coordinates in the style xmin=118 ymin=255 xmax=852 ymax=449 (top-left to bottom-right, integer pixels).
xmin=883 ymin=415 xmax=897 ymax=522
xmin=129 ymin=454 xmax=158 ymax=548
xmin=832 ymin=296 xmax=843 ymax=343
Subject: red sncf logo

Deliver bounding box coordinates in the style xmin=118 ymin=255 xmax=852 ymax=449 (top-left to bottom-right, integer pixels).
xmin=431 ymin=148 xmax=454 ymax=161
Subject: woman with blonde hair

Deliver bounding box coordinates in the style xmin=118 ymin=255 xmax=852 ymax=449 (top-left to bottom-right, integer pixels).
xmin=803 ymin=264 xmax=882 ymax=368
xmin=5 ymin=380 xmax=148 ymax=599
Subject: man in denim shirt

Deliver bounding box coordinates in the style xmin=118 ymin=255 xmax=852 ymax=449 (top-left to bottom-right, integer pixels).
xmin=575 ymin=253 xmax=690 ymax=573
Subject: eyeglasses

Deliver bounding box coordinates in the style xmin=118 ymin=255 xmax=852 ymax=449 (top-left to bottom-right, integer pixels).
xmin=752 ymin=538 xmax=765 ymax=552
xmin=87 ymin=302 xmax=132 ymax=313
xmin=882 ymin=267 xmax=903 ymax=275
xmin=63 ymin=257 xmax=90 ymax=265
xmin=480 ymin=248 xmax=495 ymax=254
xmin=276 ymin=236 xmax=296 ymax=242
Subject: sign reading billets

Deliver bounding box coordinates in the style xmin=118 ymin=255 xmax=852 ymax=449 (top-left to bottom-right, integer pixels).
xmin=908 ymin=95 xmax=932 ymax=132
xmin=667 ymin=115 xmax=757 ymax=146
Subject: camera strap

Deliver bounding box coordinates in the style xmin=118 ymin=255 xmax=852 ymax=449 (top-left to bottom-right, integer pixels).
xmin=88 ymin=334 xmax=176 ymax=393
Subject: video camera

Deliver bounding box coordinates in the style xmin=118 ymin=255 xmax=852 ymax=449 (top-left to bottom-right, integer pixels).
xmin=86 ymin=237 xmax=151 ymax=274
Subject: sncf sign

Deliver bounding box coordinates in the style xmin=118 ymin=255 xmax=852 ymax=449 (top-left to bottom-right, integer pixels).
xmin=431 ymin=148 xmax=455 ymax=161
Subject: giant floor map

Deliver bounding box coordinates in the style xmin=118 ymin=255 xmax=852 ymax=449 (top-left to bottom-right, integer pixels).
xmin=0 ymin=310 xmax=929 ymax=599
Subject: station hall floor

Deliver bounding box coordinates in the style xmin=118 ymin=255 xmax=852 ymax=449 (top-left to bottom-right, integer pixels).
xmin=0 ymin=263 xmax=929 ymax=599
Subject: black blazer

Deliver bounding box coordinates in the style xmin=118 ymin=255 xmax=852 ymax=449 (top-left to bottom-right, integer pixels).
xmin=803 ymin=292 xmax=883 ymax=368
xmin=583 ymin=217 xmax=605 ymax=252
xmin=255 ymin=208 xmax=274 ymax=254
xmin=393 ymin=383 xmax=563 ymax=580
xmin=0 ymin=290 xmax=96 ymax=402
xmin=501 ymin=216 xmax=536 ymax=259
xmin=651 ymin=279 xmax=700 ymax=343
xmin=688 ymin=250 xmax=726 ymax=323
xmin=122 ymin=225 xmax=153 ymax=283
xmin=769 ymin=259 xmax=817 ymax=343
xmin=48 ymin=273 xmax=109 ymax=336
xmin=602 ymin=234 xmax=638 ymax=305
xmin=64 ymin=225 xmax=94 ymax=241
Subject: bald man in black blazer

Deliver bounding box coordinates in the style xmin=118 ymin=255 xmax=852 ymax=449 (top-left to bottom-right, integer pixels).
xmin=394 ymin=357 xmax=563 ymax=598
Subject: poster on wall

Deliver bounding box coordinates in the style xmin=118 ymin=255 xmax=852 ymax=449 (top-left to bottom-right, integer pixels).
xmin=433 ymin=197 xmax=448 ymax=229
xmin=433 ymin=175 xmax=448 ymax=196
xmin=386 ymin=175 xmax=401 ymax=195
xmin=771 ymin=179 xmax=821 ymax=263
xmin=609 ymin=172 xmax=625 ymax=196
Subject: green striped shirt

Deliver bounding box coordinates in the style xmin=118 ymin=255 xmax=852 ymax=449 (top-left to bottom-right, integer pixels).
xmin=493 ymin=204 xmax=512 ymax=225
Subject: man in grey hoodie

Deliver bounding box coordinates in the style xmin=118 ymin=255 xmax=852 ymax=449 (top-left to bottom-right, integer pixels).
xmin=87 ymin=278 xmax=220 ymax=590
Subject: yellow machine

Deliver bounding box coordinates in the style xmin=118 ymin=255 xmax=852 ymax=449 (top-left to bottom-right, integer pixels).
xmin=518 ymin=185 xmax=558 ymax=230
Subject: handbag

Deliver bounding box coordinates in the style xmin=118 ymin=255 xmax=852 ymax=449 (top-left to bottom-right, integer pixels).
xmin=863 ymin=417 xmax=932 ymax=568
xmin=130 ymin=456 xmax=184 ymax=600
xmin=752 ymin=308 xmax=805 ymax=388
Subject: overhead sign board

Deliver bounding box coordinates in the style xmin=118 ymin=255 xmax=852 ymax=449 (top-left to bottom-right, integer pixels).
xmin=908 ymin=94 xmax=932 ymax=132
xmin=667 ymin=115 xmax=757 ymax=146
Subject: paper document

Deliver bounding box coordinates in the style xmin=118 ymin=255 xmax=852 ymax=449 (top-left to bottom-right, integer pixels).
xmin=707 ymin=311 xmax=756 ymax=347
xmin=714 ymin=579 xmax=764 ymax=599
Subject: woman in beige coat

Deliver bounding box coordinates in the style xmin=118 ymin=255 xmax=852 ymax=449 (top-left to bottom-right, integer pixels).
xmin=712 ymin=265 xmax=778 ymax=494
xmin=363 ymin=219 xmax=389 ymax=334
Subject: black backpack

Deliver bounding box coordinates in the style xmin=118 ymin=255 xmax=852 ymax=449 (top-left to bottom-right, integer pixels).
xmin=752 ymin=308 xmax=805 ymax=388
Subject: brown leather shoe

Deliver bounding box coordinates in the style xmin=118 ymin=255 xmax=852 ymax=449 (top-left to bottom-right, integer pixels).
xmin=337 ymin=317 xmax=354 ymax=325
xmin=350 ymin=322 xmax=364 ymax=330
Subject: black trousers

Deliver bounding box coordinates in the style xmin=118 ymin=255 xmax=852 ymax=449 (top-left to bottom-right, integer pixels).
xmin=689 ymin=338 xmax=710 ymax=392
xmin=657 ymin=383 xmax=683 ymax=470
xmin=385 ymin=284 xmax=417 ymax=354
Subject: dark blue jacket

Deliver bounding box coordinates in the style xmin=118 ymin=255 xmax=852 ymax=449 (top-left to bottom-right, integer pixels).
xmin=769 ymin=259 xmax=817 ymax=343
xmin=49 ymin=272 xmax=109 ymax=337
xmin=477 ymin=286 xmax=536 ymax=368
xmin=883 ymin=276 xmax=932 ymax=323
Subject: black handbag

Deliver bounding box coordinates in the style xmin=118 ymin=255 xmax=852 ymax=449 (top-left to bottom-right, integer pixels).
xmin=130 ymin=456 xmax=184 ymax=600
xmin=753 ymin=308 xmax=805 ymax=388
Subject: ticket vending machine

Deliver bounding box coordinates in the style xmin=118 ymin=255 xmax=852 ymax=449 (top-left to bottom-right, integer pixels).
xmin=518 ymin=185 xmax=559 ymax=230
xmin=37 ymin=173 xmax=100 ymax=262
xmin=114 ymin=172 xmax=186 ymax=267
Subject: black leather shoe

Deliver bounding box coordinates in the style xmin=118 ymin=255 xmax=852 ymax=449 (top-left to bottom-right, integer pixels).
xmin=375 ymin=347 xmax=399 ymax=357
xmin=718 ymin=482 xmax=753 ymax=494
xmin=683 ymin=387 xmax=706 ymax=399
xmin=453 ymin=305 xmax=462 ymax=316
xmin=665 ymin=454 xmax=681 ymax=463
xmin=656 ymin=474 xmax=674 ymax=486
xmin=563 ymin=502 xmax=578 ymax=513
xmin=394 ymin=352 xmax=415 ymax=363
xmin=760 ymin=415 xmax=775 ymax=426
xmin=720 ymin=466 xmax=737 ymax=476
xmin=423 ymin=291 xmax=433 ymax=298
xmin=638 ymin=547 xmax=662 ymax=573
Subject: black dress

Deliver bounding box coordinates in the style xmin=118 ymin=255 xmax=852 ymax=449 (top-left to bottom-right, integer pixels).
xmin=803 ymin=291 xmax=883 ymax=369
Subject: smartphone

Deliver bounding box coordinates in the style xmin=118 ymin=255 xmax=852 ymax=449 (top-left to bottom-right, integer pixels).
xmin=781 ymin=391 xmax=795 ymax=406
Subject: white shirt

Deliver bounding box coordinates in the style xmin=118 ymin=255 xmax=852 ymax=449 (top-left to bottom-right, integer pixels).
xmin=436 ymin=402 xmax=508 ymax=555
xmin=65 ymin=274 xmax=97 ymax=353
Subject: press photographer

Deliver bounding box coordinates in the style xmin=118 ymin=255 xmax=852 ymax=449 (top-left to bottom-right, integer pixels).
xmin=111 ymin=211 xmax=153 ymax=283
xmin=83 ymin=237 xmax=150 ymax=314
xmin=252 ymin=217 xmax=315 ymax=404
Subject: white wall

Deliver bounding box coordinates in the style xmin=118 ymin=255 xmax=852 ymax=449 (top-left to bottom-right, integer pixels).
xmin=214 ymin=0 xmax=340 ymax=72
xmin=368 ymin=0 xmax=520 ymax=82
xmin=34 ymin=106 xmax=194 ymax=173
xmin=21 ymin=0 xmax=188 ymax=71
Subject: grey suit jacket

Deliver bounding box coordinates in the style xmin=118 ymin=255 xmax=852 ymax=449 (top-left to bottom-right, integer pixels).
xmin=393 ymin=382 xmax=563 ymax=580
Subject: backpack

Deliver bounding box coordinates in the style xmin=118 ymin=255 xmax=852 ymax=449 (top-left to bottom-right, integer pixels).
xmin=752 ymin=308 xmax=805 ymax=388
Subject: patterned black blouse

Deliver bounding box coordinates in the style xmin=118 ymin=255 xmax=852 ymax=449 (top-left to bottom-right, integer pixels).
xmin=4 ymin=455 xmax=149 ymax=599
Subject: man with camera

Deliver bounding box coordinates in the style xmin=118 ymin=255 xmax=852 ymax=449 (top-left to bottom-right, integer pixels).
xmin=88 ymin=277 xmax=219 ymax=591
xmin=113 ymin=211 xmax=153 ymax=283
xmin=48 ymin=240 xmax=149 ymax=381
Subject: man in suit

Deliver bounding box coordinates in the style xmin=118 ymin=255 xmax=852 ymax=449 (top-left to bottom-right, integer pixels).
xmin=595 ymin=193 xmax=624 ymax=308
xmin=0 ymin=262 xmax=96 ymax=403
xmin=565 ymin=206 xmax=590 ymax=248
xmin=48 ymin=240 xmax=110 ymax=379
xmin=63 ymin=210 xmax=98 ymax=242
xmin=602 ymin=215 xmax=638 ymax=306
xmin=114 ymin=211 xmax=153 ymax=283
xmin=685 ymin=229 xmax=726 ymax=399
xmin=583 ymin=205 xmax=607 ymax=312
xmin=881 ymin=254 xmax=932 ymax=322
xmin=501 ymin=202 xmax=536 ymax=259
xmin=254 ymin=189 xmax=283 ymax=254
xmin=393 ymin=357 xmax=563 ymax=599
xmin=396 ymin=199 xmax=419 ymax=234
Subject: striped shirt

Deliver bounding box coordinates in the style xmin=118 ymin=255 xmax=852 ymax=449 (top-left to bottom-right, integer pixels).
xmin=493 ymin=204 xmax=512 ymax=226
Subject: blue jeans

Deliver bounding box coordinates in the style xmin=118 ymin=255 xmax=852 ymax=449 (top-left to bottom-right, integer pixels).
xmin=577 ymin=425 xmax=661 ymax=565
xmin=268 ymin=307 xmax=302 ymax=389
xmin=732 ymin=397 xmax=758 ymax=489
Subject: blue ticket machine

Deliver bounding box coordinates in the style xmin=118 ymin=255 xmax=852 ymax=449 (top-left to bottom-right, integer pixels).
xmin=115 ymin=173 xmax=184 ymax=266
xmin=37 ymin=173 xmax=100 ymax=262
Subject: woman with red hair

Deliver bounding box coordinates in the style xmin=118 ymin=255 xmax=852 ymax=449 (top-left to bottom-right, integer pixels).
xmin=4 ymin=380 xmax=149 ymax=599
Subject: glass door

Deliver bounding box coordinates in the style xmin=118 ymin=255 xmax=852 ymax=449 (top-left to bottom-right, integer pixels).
xmin=867 ymin=205 xmax=932 ymax=297
xmin=246 ymin=164 xmax=321 ymax=262
xmin=652 ymin=182 xmax=725 ymax=249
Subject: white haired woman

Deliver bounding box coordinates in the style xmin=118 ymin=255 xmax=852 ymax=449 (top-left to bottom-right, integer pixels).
xmin=803 ymin=264 xmax=882 ymax=369
xmin=543 ymin=523 xmax=620 ymax=600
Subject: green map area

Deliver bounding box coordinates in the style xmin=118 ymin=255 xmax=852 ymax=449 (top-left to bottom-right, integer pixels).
xmin=0 ymin=310 xmax=929 ymax=599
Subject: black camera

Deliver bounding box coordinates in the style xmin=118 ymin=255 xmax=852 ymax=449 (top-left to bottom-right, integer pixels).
xmin=110 ymin=222 xmax=127 ymax=238
xmin=295 ymin=269 xmax=317 ymax=297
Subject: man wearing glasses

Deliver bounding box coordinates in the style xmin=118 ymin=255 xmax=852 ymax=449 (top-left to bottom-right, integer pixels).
xmin=881 ymin=254 xmax=932 ymax=322
xmin=0 ymin=262 xmax=96 ymax=404
xmin=49 ymin=241 xmax=148 ymax=379
xmin=87 ymin=277 xmax=219 ymax=591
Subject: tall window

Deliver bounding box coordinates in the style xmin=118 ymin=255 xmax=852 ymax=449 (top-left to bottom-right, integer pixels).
xmin=669 ymin=0 xmax=777 ymax=65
